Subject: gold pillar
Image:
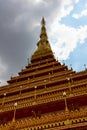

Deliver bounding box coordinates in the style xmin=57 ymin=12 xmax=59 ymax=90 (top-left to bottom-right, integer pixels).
xmin=67 ymin=78 xmax=71 ymax=91
xmin=67 ymin=77 xmax=73 ymax=96
xmin=19 ymin=86 xmax=22 ymax=96
xmin=34 ymin=86 xmax=37 ymax=99
xmin=44 ymin=80 xmax=47 ymax=92
xmin=63 ymin=91 xmax=68 ymax=112
xmin=63 ymin=92 xmax=70 ymax=125
xmin=2 ymin=93 xmax=6 ymax=106
xmin=12 ymin=102 xmax=17 ymax=122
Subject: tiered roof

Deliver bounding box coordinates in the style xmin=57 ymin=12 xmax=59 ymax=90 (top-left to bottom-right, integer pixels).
xmin=0 ymin=18 xmax=87 ymax=130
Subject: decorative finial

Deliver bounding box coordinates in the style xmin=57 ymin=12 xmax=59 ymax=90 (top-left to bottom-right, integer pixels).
xmin=41 ymin=17 xmax=46 ymax=26
xmin=4 ymin=93 xmax=6 ymax=97
xmin=84 ymin=64 xmax=86 ymax=70
xmin=70 ymin=64 xmax=72 ymax=70
xmin=63 ymin=91 xmax=66 ymax=97
xmin=14 ymin=102 xmax=17 ymax=107
xmin=63 ymin=60 xmax=65 ymax=65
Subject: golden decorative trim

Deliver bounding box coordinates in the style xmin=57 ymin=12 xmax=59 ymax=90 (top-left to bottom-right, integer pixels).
xmin=0 ymin=107 xmax=87 ymax=130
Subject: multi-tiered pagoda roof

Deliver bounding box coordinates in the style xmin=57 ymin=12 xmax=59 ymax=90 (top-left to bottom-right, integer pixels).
xmin=0 ymin=18 xmax=87 ymax=130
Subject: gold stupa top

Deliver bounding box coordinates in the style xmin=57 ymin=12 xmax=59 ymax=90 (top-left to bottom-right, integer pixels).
xmin=31 ymin=17 xmax=54 ymax=63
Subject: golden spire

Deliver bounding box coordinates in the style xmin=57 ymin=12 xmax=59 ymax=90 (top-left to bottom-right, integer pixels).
xmin=37 ymin=17 xmax=48 ymax=46
xmin=31 ymin=17 xmax=54 ymax=63
xmin=41 ymin=17 xmax=46 ymax=26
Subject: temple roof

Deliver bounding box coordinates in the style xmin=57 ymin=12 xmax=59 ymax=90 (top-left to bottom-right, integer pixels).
xmin=31 ymin=17 xmax=54 ymax=63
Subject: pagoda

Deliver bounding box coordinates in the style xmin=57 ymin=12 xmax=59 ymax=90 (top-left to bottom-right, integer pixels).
xmin=0 ymin=18 xmax=87 ymax=130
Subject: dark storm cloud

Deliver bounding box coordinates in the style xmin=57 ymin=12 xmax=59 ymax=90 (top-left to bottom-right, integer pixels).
xmin=0 ymin=0 xmax=61 ymax=85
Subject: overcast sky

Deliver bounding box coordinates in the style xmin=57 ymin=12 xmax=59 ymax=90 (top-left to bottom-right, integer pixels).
xmin=0 ymin=0 xmax=87 ymax=86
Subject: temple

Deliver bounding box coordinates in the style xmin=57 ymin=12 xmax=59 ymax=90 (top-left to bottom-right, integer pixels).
xmin=0 ymin=18 xmax=87 ymax=130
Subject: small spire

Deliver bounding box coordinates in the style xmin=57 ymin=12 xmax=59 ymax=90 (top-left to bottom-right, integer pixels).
xmin=41 ymin=17 xmax=46 ymax=26
xmin=40 ymin=17 xmax=48 ymax=41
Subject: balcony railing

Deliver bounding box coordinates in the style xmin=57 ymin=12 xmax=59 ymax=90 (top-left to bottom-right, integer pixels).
xmin=0 ymin=82 xmax=87 ymax=112
xmin=0 ymin=106 xmax=87 ymax=130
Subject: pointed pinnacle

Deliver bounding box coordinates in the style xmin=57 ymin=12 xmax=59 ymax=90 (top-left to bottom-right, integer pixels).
xmin=41 ymin=17 xmax=46 ymax=26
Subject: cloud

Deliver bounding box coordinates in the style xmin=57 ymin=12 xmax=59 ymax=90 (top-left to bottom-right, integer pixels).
xmin=72 ymin=9 xmax=87 ymax=19
xmin=0 ymin=58 xmax=7 ymax=74
xmin=0 ymin=0 xmax=62 ymax=85
xmin=49 ymin=22 xmax=87 ymax=60
xmin=48 ymin=0 xmax=87 ymax=60
xmin=0 ymin=57 xmax=8 ymax=85
xmin=0 ymin=0 xmax=87 ymax=85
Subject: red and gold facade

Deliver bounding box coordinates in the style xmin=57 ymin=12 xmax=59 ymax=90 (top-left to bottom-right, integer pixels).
xmin=0 ymin=18 xmax=87 ymax=130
